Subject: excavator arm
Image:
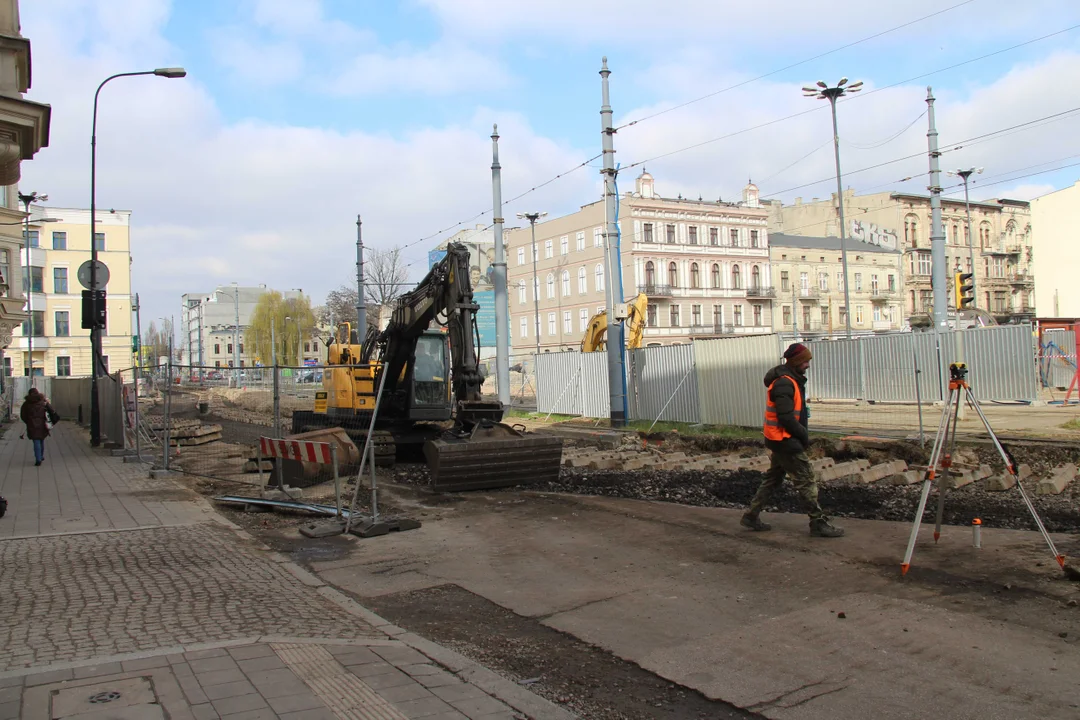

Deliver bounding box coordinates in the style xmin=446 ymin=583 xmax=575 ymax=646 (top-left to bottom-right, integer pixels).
xmin=580 ymin=293 xmax=649 ymax=352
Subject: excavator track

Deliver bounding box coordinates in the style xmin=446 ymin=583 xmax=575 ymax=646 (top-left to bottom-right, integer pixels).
xmin=423 ymin=422 xmax=563 ymax=492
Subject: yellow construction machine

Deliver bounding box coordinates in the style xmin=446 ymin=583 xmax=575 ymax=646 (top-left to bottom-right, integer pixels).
xmin=292 ymin=242 xmax=563 ymax=491
xmin=580 ymin=292 xmax=648 ymax=352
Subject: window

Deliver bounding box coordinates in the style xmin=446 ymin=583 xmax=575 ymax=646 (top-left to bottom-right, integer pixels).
xmin=818 ymin=272 xmax=828 ymax=291
xmin=729 ymin=228 xmax=739 ymax=246
xmin=871 ymin=274 xmax=879 ymax=294
xmin=904 ymin=214 xmax=919 ymax=247
xmin=21 ymin=310 xmax=44 ymax=336
xmin=579 ymin=309 xmax=589 ymax=331
xmin=23 ymin=266 xmax=43 ymax=294
xmin=874 ymin=306 xmax=882 ymax=322
xmin=916 ymin=251 xmax=932 ymax=275
xmin=709 ymin=228 xmax=718 ymax=246
xmin=594 ymin=227 xmax=603 ymax=247
xmin=666 ymin=224 xmax=676 ymax=244
xmin=578 ymin=267 xmax=587 ymax=293
xmin=711 ymin=263 xmax=720 ymax=288
xmin=94 ymin=232 xmax=105 ymax=251
xmin=782 ymin=306 xmax=791 ymax=326
xmin=821 ymin=307 xmax=829 ymax=324
xmin=56 ymin=356 xmax=71 ymax=377
xmin=713 ymin=305 xmax=723 ymax=326
xmin=800 ymin=272 xmax=809 ymax=291
xmin=576 ymin=231 xmax=585 ymax=251
xmin=546 ymin=273 xmax=555 ymax=299
xmin=563 ymin=311 xmax=572 ymax=334
xmin=215 ymin=360 xmax=221 ymax=368
xmin=518 ymin=280 xmax=526 ymax=304
xmin=647 ymin=303 xmax=657 ymax=326
xmin=992 ymin=257 xmax=1004 ymax=278
xmin=690 ymin=262 xmax=700 ymax=289
xmin=595 ymin=264 xmax=605 ymax=292
xmin=313 ymin=341 xmax=319 ymax=352
xmin=561 ymin=270 xmax=570 ymax=296
xmin=750 ymin=230 xmax=759 ymax=248
xmin=839 ymin=306 xmax=848 ymax=325
xmin=668 ymin=262 xmax=678 ymax=287
xmin=545 ymin=239 xmax=553 ymax=259
xmin=54 ymin=311 xmax=69 ymax=337
xmin=520 ymin=317 xmax=528 ymax=338
xmin=855 ymin=305 xmax=864 ymax=324
xmin=227 ymin=343 xmax=233 ymax=354
xmin=24 ymin=229 xmax=39 ymax=248
xmin=731 ymin=264 xmax=741 ymax=290
xmin=517 ymin=247 xmax=525 ymax=266
xmin=753 ymin=304 xmax=763 ymax=326
xmin=645 ymin=261 xmax=656 ymax=286
xmin=52 ymin=231 xmax=67 ymax=250
xmin=780 ymin=271 xmax=790 ymax=292
xmin=0 ymin=249 xmax=8 ymax=297
xmin=692 ymin=304 xmax=702 ymax=326
xmin=952 ymin=222 xmax=960 ymax=245
xmin=214 ymin=343 xmax=221 ymax=354
xmin=751 ymin=265 xmax=761 ymax=290
xmin=837 ymin=271 xmax=845 ymax=291
xmin=643 ymin=223 xmax=654 ymax=243
xmin=980 ymin=222 xmax=992 ymax=248
xmin=669 ymin=305 xmax=680 ymax=327
xmin=560 ymin=236 xmax=568 ymax=255
xmin=547 ymin=312 xmax=556 ymax=336
xmin=854 ymin=273 xmax=863 ymax=291
xmin=53 ymin=267 xmax=68 ymax=294
xmin=888 ymin=274 xmax=896 ymax=291
xmin=688 ymin=226 xmax=698 ymax=245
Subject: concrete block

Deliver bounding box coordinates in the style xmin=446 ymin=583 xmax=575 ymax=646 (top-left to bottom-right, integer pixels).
xmin=1037 ymin=464 xmax=1077 ymax=496
xmin=110 ymin=448 xmax=133 ymax=457
xmin=149 ymin=469 xmax=176 ymax=479
xmin=262 ymin=488 xmax=303 ymax=500
xmin=1017 ymin=463 xmax=1033 ymax=481
xmin=888 ymin=470 xmax=924 ymax=485
xmin=987 ymin=474 xmax=1017 ymax=492
xmin=819 ymin=461 xmax=867 ymax=482
xmin=947 ymin=469 xmax=976 ymax=489
xmin=587 ymin=458 xmax=622 ymax=470
xmin=858 ymin=460 xmax=910 ymax=484
xmin=810 ymin=458 xmax=836 ymax=472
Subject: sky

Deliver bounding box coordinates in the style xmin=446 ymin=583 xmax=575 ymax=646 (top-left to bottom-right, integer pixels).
xmin=19 ymin=0 xmax=1080 ymax=331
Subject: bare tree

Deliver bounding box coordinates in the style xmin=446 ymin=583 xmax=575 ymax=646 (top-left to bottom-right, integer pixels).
xmin=316 ymin=286 xmax=381 ymax=335
xmin=365 ymin=246 xmax=409 ymax=307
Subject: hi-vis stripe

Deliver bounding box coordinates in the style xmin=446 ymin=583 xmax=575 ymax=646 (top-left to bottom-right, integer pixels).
xmin=259 ymin=437 xmax=333 ymax=464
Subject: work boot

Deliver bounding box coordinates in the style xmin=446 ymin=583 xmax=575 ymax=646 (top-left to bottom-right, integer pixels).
xmin=810 ymin=519 xmax=845 ymax=538
xmin=741 ymin=512 xmax=771 ymax=532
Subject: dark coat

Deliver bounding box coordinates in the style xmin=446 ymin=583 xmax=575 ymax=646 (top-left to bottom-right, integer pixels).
xmin=20 ymin=395 xmax=53 ymax=440
xmin=763 ymin=363 xmax=809 ymax=454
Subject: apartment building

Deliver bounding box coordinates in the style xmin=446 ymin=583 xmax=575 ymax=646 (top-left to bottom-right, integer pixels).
xmin=0 ymin=0 xmax=52 ymax=383
xmin=765 ymin=189 xmax=1035 ymax=322
xmin=8 ymin=206 xmax=133 ymax=377
xmin=769 ymin=233 xmax=904 ymax=336
xmin=504 ymin=172 xmax=773 ymax=352
xmin=1030 ymin=179 xmax=1080 ymax=318
xmin=180 ymin=286 xmax=316 ymax=369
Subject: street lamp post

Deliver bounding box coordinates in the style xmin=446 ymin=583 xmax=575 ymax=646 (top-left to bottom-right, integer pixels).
xmin=516 ymin=212 xmax=546 ymax=358
xmin=90 ymin=66 xmax=186 ymax=446
xmin=803 ymin=78 xmax=863 ymax=339
xmin=15 ymin=194 xmax=52 ymax=381
xmin=948 ymin=167 xmax=984 ymax=309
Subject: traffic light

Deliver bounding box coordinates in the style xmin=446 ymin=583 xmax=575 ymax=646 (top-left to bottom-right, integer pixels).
xmin=954 ymin=272 xmax=975 ymax=310
xmin=81 ymin=290 xmax=106 ymax=329
xmin=132 ymin=336 xmax=141 ymax=354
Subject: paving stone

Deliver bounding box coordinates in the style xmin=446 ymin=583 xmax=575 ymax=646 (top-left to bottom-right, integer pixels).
xmin=72 ymin=661 xmax=125 ymax=679
xmin=236 ymin=656 xmax=288 ymax=673
xmin=228 ymin=645 xmax=278 ymax=661
xmin=0 ymin=701 xmax=19 ymax=720
xmin=431 ymin=683 xmax=488 ymax=704
xmin=416 ymin=671 xmax=464 ymax=689
xmin=395 ymin=695 xmax=457 ymax=718
xmin=190 ymin=704 xmax=220 ymax=720
xmin=122 ymin=656 xmax=173 ymax=672
xmin=218 ymin=709 xmax=278 ymax=720
xmin=186 ymin=648 xmax=231 ymax=661
xmin=447 ymin=695 xmax=510 ymax=717
xmin=265 ymin=692 xmax=326 ymax=714
xmin=361 ymin=668 xmax=417 ymax=691
xmin=373 ymin=645 xmax=430 ymax=667
xmin=211 ymin=692 xmax=270 ymax=716
xmin=24 ymin=668 xmax=73 ymax=686
xmin=203 ymin=680 xmax=259 ymax=701
xmin=328 ymin=647 xmax=382 ymax=667
xmin=190 ymin=657 xmax=241 ymax=674
xmin=278 ymin=708 xmax=338 ymax=720
xmin=375 ymin=681 xmax=435 ymax=704
xmin=346 ymin=661 xmax=400 ymax=679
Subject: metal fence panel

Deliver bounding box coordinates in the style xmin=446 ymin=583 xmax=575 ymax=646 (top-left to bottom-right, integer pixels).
xmin=50 ymin=377 xmax=92 ymax=423
xmin=1041 ymin=328 xmax=1077 ymax=389
xmin=799 ymin=338 xmax=863 ymax=401
xmin=8 ymin=376 xmax=52 ymax=421
xmin=940 ymin=324 xmax=1038 ymax=401
xmin=97 ymin=371 xmax=126 ymax=448
xmin=535 ymin=352 xmax=617 ymax=418
xmin=627 ymin=344 xmax=699 ymax=424
xmin=580 ymin=352 xmax=613 ymax=418
xmin=696 ymin=334 xmax=783 ymax=427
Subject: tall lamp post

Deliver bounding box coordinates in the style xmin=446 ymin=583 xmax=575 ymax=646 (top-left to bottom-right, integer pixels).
xmin=89 ymin=66 xmax=186 ymax=446
xmin=15 ymin=194 xmax=55 ymax=381
xmin=947 ymin=167 xmax=983 ymax=309
xmin=516 ymin=211 xmax=546 ymax=358
xmin=803 ymin=78 xmax=862 ymax=339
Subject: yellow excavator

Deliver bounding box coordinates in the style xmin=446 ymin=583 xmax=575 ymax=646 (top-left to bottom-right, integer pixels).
xmin=581 ymin=292 xmax=649 ymax=352
xmin=292 ymin=242 xmax=563 ymax=491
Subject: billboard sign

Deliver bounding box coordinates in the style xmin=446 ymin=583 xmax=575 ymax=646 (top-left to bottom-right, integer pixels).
xmin=429 ymin=243 xmax=501 ymax=350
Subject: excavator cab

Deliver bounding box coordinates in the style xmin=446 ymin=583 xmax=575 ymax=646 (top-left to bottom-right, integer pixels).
xmin=408 ymin=333 xmax=452 ymax=421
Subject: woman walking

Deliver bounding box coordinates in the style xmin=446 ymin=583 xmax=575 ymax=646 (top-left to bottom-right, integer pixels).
xmin=20 ymin=388 xmax=56 ymax=466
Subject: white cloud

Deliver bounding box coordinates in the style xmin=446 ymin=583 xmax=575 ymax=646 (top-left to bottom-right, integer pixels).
xmin=208 ymin=30 xmax=305 ymax=86
xmin=323 ymin=41 xmax=512 ymax=96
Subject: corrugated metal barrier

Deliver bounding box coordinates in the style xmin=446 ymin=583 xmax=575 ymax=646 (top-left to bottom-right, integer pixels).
xmin=695 ymin=334 xmax=783 ymax=427
xmin=627 ymin=343 xmax=699 ymax=424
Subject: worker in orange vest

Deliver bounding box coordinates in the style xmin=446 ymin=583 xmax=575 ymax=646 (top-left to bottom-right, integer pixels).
xmin=742 ymin=342 xmax=845 ymax=537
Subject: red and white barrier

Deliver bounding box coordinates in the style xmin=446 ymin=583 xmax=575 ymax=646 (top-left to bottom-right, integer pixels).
xmin=258 ymin=436 xmax=334 ymax=465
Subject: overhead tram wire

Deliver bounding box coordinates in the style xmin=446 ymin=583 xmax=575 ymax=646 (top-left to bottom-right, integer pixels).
xmin=622 ymin=24 xmax=1080 ymax=173
xmin=615 ymin=0 xmax=978 ymax=132
xmin=843 ymin=110 xmax=926 ymax=150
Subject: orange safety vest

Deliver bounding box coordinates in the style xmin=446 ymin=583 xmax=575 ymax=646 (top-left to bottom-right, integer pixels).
xmin=763 ymin=375 xmax=802 ymax=441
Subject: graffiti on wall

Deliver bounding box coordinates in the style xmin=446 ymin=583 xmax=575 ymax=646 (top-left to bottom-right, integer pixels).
xmin=851 ymin=219 xmax=899 ymax=251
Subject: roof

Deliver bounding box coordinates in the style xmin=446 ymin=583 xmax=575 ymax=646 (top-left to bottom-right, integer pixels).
xmin=769 ymin=232 xmax=899 ymax=254
xmin=888 ymin=192 xmax=1027 ymax=210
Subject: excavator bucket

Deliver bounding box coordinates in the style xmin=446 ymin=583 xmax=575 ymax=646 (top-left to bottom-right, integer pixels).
xmin=423 ymin=421 xmax=563 ymax=492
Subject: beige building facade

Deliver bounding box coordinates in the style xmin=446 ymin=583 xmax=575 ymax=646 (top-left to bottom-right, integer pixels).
xmin=765 ymin=189 xmax=1035 ymax=322
xmin=769 ymin=233 xmax=904 ymax=336
xmin=0 ymin=0 xmax=52 ymax=381
xmin=8 ymin=206 xmax=133 ymax=377
xmin=1030 ymin=180 xmax=1080 ymax=318
xmin=504 ymin=173 xmax=773 ymax=353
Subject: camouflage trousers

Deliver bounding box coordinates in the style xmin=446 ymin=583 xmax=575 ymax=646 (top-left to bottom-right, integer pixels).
xmin=748 ymin=449 xmax=826 ymax=522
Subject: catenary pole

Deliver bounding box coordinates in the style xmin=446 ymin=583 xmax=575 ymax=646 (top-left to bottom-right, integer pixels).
xmin=600 ymin=57 xmax=626 ymax=427
xmin=490 ymin=125 xmax=511 ymax=408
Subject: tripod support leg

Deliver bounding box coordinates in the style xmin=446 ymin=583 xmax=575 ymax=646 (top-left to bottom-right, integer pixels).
xmin=902 ymin=390 xmax=956 ymax=575
xmin=934 ymin=386 xmax=964 ymax=542
xmin=967 ymin=387 xmax=1066 ymax=569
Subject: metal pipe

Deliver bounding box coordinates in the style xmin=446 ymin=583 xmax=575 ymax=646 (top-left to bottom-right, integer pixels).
xmin=133 ymin=292 xmax=142 ymax=460
xmin=490 ymin=125 xmax=511 ymax=409
xmin=828 ymin=94 xmax=853 ymax=340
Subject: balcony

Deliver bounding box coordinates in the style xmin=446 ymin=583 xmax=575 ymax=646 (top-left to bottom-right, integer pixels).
xmin=872 ymin=320 xmax=894 ymax=331
xmin=1005 ymin=245 xmax=1023 ymax=255
xmin=795 ymin=321 xmax=823 ymax=333
xmin=794 ymin=287 xmax=821 ymax=302
xmin=870 ymin=288 xmax=898 ymax=302
xmin=746 ymin=286 xmax=777 ymax=298
xmin=689 ymin=323 xmax=736 ymax=337
xmin=638 ymin=283 xmax=674 ymax=297
xmin=1009 ymin=273 xmax=1034 ymax=286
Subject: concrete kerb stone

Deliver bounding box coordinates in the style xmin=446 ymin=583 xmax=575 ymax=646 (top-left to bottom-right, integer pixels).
xmin=1037 ymin=464 xmax=1077 ymax=496
xmin=856 ymin=460 xmax=909 ymax=484
xmin=888 ymin=470 xmax=924 ymax=485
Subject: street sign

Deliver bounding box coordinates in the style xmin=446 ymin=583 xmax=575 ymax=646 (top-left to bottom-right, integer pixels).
xmin=77 ymin=260 xmax=110 ymax=290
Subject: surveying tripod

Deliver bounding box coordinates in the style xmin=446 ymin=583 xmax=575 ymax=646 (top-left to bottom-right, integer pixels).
xmin=901 ymin=362 xmax=1066 ymax=576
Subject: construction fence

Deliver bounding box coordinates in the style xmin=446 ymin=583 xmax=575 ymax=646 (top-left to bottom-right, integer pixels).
xmin=536 ymin=323 xmax=1051 ymax=439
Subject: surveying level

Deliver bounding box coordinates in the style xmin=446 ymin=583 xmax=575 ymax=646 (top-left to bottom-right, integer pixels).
xmin=953 ymin=272 xmax=975 ymax=310
xmin=901 ymin=362 xmax=1067 ymax=576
